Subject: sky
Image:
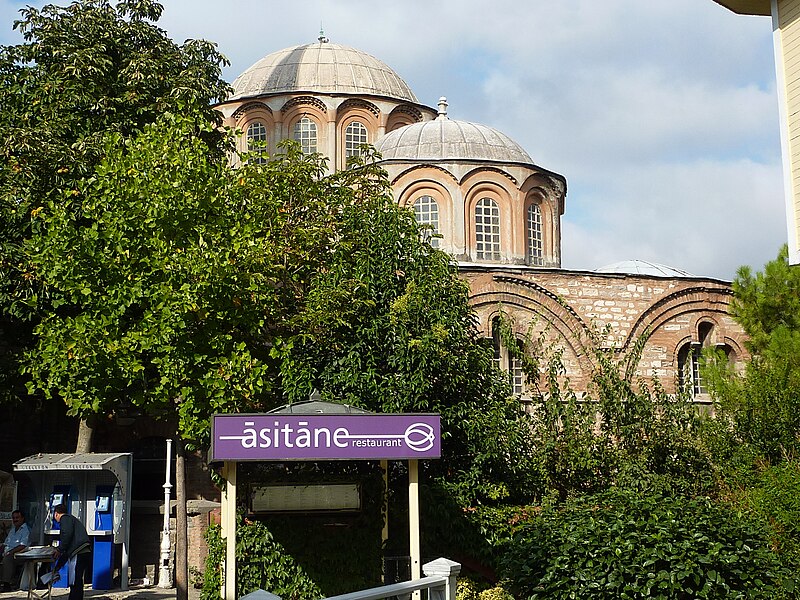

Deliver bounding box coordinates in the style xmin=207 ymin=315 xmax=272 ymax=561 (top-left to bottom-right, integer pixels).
xmin=0 ymin=0 xmax=786 ymax=280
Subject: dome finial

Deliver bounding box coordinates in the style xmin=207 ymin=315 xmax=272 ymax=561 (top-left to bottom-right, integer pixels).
xmin=437 ymin=96 xmax=448 ymax=119
xmin=318 ymin=22 xmax=329 ymax=43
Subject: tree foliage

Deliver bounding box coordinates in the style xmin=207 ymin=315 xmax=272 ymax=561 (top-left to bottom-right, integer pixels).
xmin=496 ymin=317 xmax=713 ymax=501
xmin=704 ymin=245 xmax=800 ymax=463
xmin=0 ymin=0 xmax=231 ymax=405
xmin=22 ymin=112 xmax=371 ymax=441
xmin=270 ymin=149 xmax=537 ymax=506
xmin=729 ymin=245 xmax=800 ymax=358
xmin=22 ymin=114 xmax=535 ymax=510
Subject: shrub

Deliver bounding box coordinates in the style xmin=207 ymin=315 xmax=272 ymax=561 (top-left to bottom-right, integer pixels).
xmin=728 ymin=461 xmax=800 ymax=564
xmin=456 ymin=578 xmax=514 ymax=600
xmin=202 ymin=520 xmax=323 ymax=600
xmin=497 ymin=487 xmax=796 ymax=599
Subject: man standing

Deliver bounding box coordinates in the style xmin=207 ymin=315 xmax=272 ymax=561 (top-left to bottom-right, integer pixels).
xmin=0 ymin=509 xmax=31 ymax=592
xmin=52 ymin=504 xmax=91 ymax=600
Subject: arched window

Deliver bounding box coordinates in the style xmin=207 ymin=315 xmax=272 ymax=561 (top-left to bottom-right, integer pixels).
xmin=246 ymin=121 xmax=268 ymax=164
xmin=678 ymin=321 xmax=715 ymax=397
xmin=510 ymin=354 xmax=527 ymax=396
xmin=345 ymin=121 xmax=368 ymax=162
xmin=490 ymin=317 xmax=528 ymax=397
xmin=412 ymin=195 xmax=440 ymax=247
xmin=293 ymin=117 xmax=317 ymax=154
xmin=491 ymin=317 xmax=503 ymax=372
xmin=475 ymin=197 xmax=501 ymax=261
xmin=678 ymin=343 xmax=704 ymax=396
xmin=527 ymin=203 xmax=543 ymax=266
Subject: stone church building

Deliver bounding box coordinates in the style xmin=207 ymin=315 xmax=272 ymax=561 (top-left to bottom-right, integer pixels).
xmin=217 ymin=37 xmax=747 ymax=407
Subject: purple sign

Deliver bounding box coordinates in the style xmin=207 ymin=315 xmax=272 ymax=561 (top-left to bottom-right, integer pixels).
xmin=211 ymin=413 xmax=441 ymax=461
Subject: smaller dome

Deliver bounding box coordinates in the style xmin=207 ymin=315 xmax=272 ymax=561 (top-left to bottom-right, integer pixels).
xmin=374 ymin=102 xmax=533 ymax=165
xmin=595 ymin=260 xmax=696 ymax=278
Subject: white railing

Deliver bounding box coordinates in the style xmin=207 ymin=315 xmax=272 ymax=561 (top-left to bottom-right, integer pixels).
xmin=240 ymin=558 xmax=461 ymax=600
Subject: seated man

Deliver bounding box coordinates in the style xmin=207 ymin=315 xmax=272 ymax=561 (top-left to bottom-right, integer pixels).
xmin=0 ymin=510 xmax=31 ymax=592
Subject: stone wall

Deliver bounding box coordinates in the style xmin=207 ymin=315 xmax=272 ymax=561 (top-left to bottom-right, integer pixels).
xmin=463 ymin=265 xmax=748 ymax=398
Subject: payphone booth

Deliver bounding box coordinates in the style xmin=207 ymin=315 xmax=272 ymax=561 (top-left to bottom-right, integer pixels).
xmin=13 ymin=453 xmax=133 ymax=591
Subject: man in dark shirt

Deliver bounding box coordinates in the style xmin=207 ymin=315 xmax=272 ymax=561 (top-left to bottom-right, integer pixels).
xmin=52 ymin=504 xmax=91 ymax=600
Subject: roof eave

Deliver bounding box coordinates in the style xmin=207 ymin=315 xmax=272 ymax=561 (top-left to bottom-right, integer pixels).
xmin=712 ymin=0 xmax=770 ymax=16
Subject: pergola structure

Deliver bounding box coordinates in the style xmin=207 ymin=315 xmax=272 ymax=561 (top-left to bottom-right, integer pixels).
xmin=713 ymin=0 xmax=800 ymax=265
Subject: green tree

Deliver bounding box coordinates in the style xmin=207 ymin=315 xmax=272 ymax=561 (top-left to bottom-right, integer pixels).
xmin=23 ymin=116 xmax=348 ymax=443
xmin=0 ymin=0 xmax=231 ymax=410
xmin=495 ymin=317 xmax=713 ymax=501
xmin=24 ymin=117 xmax=534 ymax=493
xmin=269 ymin=149 xmax=537 ymax=507
xmin=705 ymin=245 xmax=800 ymax=463
xmin=25 ymin=117 xmax=539 ymax=589
xmin=729 ymin=245 xmax=800 ymax=358
xmin=701 ymin=247 xmax=800 ymax=572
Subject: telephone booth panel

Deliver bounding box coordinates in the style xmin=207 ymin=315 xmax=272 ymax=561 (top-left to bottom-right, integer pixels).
xmin=13 ymin=453 xmax=133 ymax=592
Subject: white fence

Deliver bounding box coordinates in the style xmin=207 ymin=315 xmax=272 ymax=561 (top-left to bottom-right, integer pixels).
xmin=240 ymin=558 xmax=461 ymax=600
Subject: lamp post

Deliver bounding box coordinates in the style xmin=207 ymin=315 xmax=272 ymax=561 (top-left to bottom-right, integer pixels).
xmin=158 ymin=438 xmax=173 ymax=588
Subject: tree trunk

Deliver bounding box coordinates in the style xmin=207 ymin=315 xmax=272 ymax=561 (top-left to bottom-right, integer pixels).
xmin=175 ymin=440 xmax=189 ymax=600
xmin=74 ymin=417 xmax=95 ymax=452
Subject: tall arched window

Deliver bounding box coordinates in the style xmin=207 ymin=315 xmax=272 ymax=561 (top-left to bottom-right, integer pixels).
xmin=246 ymin=121 xmax=268 ymax=164
xmin=678 ymin=343 xmax=706 ymax=397
xmin=345 ymin=121 xmax=368 ymax=162
xmin=490 ymin=318 xmax=528 ymax=397
xmin=293 ymin=117 xmax=317 ymax=154
xmin=678 ymin=321 xmax=716 ymax=397
xmin=412 ymin=195 xmax=440 ymax=247
xmin=475 ymin=197 xmax=501 ymax=261
xmin=527 ymin=203 xmax=543 ymax=266
xmin=510 ymin=355 xmax=527 ymax=396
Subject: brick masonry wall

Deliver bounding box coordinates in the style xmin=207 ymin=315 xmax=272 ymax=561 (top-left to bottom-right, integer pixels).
xmin=463 ymin=266 xmax=748 ymax=396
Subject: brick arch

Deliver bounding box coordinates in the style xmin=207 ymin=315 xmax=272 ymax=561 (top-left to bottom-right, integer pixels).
xmin=464 ymin=178 xmax=518 ymax=262
xmin=336 ymin=101 xmax=381 ymax=170
xmin=460 ymin=166 xmax=518 ymax=187
xmin=338 ymin=98 xmax=381 ymax=119
xmin=469 ymin=275 xmax=596 ymax=378
xmin=280 ymin=96 xmax=327 ymax=115
xmin=232 ymin=101 xmax=273 ymax=121
xmin=389 ymin=164 xmax=458 ymax=186
xmin=670 ymin=319 xmax=746 ymax=367
xmin=622 ymin=285 xmax=736 ymax=352
xmin=386 ymin=104 xmax=423 ymax=131
xmin=398 ymin=179 xmax=453 ymax=251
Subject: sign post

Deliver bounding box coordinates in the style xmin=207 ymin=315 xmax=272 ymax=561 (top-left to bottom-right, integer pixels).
xmin=211 ymin=412 xmax=441 ymax=600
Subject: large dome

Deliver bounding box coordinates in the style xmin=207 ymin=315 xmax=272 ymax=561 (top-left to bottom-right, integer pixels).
xmin=230 ymin=41 xmax=418 ymax=103
xmin=374 ymin=101 xmax=534 ymax=165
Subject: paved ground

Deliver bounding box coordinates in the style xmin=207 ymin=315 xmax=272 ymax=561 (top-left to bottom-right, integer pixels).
xmin=0 ymin=584 xmax=203 ymax=599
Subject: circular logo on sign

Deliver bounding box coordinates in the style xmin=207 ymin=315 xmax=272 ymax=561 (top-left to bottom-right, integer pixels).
xmin=404 ymin=423 xmax=435 ymax=452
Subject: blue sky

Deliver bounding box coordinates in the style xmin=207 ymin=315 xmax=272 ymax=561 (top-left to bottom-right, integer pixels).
xmin=0 ymin=0 xmax=786 ymax=280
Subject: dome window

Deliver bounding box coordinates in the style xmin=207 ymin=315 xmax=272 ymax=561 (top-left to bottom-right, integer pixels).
xmin=475 ymin=197 xmax=501 ymax=261
xmin=527 ymin=203 xmax=544 ymax=266
xmin=293 ymin=117 xmax=318 ymax=154
xmin=246 ymin=121 xmax=269 ymax=164
xmin=345 ymin=121 xmax=369 ymax=163
xmin=412 ymin=195 xmax=440 ymax=247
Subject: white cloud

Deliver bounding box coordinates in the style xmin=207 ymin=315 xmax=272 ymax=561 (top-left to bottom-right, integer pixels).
xmin=562 ymin=159 xmax=786 ymax=279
